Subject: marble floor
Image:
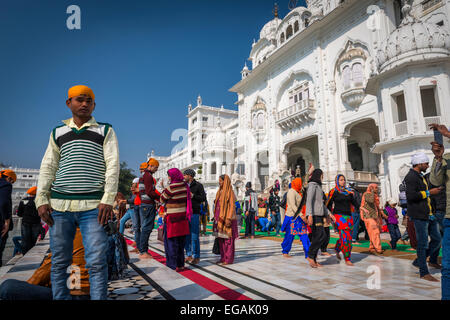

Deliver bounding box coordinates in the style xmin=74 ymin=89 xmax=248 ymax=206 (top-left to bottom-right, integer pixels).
xmin=125 ymin=230 xmax=442 ymax=300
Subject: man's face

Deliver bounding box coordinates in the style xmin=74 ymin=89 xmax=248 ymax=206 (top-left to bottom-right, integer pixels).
xmin=275 ymin=190 xmax=279 ymax=196
xmin=149 ymin=165 xmax=159 ymax=173
xmin=419 ymin=163 xmax=429 ymax=172
xmin=183 ymin=174 xmax=191 ymax=183
xmin=5 ymin=177 xmax=14 ymax=184
xmin=66 ymin=94 xmax=95 ymax=118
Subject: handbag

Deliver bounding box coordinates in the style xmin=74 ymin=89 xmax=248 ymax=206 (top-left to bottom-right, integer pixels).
xmin=212 ymin=237 xmax=220 ymax=255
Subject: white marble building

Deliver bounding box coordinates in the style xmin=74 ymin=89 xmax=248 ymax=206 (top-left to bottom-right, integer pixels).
xmin=0 ymin=167 xmax=39 ymax=213
xmin=153 ymin=0 xmax=450 ymax=207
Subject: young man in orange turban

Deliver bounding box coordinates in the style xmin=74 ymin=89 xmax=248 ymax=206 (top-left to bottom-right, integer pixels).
xmin=136 ymin=158 xmax=160 ymax=259
xmin=35 ymin=85 xmax=120 ymax=300
xmin=17 ymin=186 xmax=42 ymax=254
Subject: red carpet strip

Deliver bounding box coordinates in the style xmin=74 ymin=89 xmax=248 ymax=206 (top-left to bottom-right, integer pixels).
xmin=125 ymin=238 xmax=252 ymax=300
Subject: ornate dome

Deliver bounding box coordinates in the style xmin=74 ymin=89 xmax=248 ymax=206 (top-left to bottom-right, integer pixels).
xmin=260 ymin=18 xmax=281 ymax=40
xmin=204 ymin=126 xmax=231 ymax=152
xmin=376 ymin=2 xmax=450 ymax=73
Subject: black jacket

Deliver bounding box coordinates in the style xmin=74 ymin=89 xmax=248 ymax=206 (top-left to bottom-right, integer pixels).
xmin=0 ymin=178 xmax=12 ymax=231
xmin=189 ymin=179 xmax=206 ymax=214
xmin=268 ymin=193 xmax=281 ymax=213
xmin=326 ymin=190 xmax=358 ymax=216
xmin=405 ymin=169 xmax=432 ymax=220
xmin=17 ymin=196 xmax=41 ymax=225
xmin=425 ymin=173 xmax=447 ymax=213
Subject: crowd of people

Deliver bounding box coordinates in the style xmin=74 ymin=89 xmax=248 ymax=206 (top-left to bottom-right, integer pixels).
xmin=0 ymin=85 xmax=449 ymax=300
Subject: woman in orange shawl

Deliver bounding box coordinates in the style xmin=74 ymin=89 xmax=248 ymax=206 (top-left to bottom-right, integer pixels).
xmin=360 ymin=184 xmax=387 ymax=254
xmin=213 ymin=174 xmax=238 ymax=265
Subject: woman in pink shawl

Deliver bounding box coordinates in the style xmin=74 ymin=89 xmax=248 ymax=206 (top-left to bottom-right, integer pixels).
xmin=160 ymin=168 xmax=193 ymax=271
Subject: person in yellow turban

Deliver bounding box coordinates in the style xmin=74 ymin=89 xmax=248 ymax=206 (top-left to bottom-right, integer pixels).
xmin=148 ymin=158 xmax=159 ymax=167
xmin=66 ymin=85 xmax=96 ymax=128
xmin=136 ymin=158 xmax=159 ymax=259
xmin=18 ymin=186 xmax=42 ymax=254
xmin=27 ymin=186 xmax=37 ymax=196
xmin=35 ymin=83 xmax=120 ymax=299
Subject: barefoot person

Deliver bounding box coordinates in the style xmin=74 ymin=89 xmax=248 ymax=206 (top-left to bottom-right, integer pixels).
xmin=160 ymin=168 xmax=191 ymax=271
xmin=281 ymin=177 xmax=310 ymax=259
xmin=305 ymin=169 xmax=336 ymax=268
xmin=360 ymin=184 xmax=387 ymax=255
xmin=138 ymin=158 xmax=160 ymax=259
xmin=326 ymin=175 xmax=359 ymax=266
xmin=35 ymin=85 xmax=119 ymax=300
xmin=213 ymin=175 xmax=238 ymax=265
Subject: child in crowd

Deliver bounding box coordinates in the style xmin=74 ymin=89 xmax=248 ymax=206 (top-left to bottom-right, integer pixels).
xmin=384 ymin=200 xmax=401 ymax=251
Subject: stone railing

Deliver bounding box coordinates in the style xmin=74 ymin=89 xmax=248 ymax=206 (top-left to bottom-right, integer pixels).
xmin=276 ymin=99 xmax=316 ymax=130
xmin=394 ymin=121 xmax=408 ymax=136
xmin=353 ymin=171 xmax=379 ymax=183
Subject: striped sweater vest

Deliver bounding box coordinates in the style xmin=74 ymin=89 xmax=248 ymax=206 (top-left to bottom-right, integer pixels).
xmin=50 ymin=122 xmax=111 ymax=200
xmin=161 ymin=182 xmax=187 ymax=215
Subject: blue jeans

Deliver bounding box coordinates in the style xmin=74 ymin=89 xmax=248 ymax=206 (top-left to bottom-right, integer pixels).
xmin=258 ymin=218 xmax=269 ymax=232
xmin=0 ymin=279 xmax=90 ymax=300
xmin=21 ymin=222 xmax=43 ymax=254
xmin=351 ymin=211 xmax=361 ymax=241
xmin=133 ymin=206 xmax=141 ymax=251
xmin=139 ymin=204 xmax=156 ymax=254
xmin=119 ymin=209 xmax=135 ymax=234
xmin=387 ymin=223 xmax=401 ymax=249
xmin=442 ymin=218 xmax=450 ymax=300
xmin=412 ymin=217 xmax=442 ymax=277
xmin=49 ymin=209 xmax=108 ymax=300
xmin=12 ymin=236 xmax=22 ymax=256
xmin=270 ymin=212 xmax=282 ymax=235
xmin=185 ymin=213 xmax=200 ymax=259
xmin=245 ymin=212 xmax=255 ymax=237
xmin=436 ymin=210 xmax=445 ymax=236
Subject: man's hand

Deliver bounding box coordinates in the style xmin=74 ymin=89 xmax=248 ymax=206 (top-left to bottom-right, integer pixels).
xmin=329 ymin=214 xmax=336 ymax=223
xmin=429 ymin=123 xmax=450 ymax=138
xmin=430 ymin=142 xmax=445 ymax=160
xmin=98 ymin=203 xmax=113 ymax=225
xmin=307 ymin=215 xmax=313 ymax=226
xmin=38 ymin=205 xmax=54 ymax=227
xmin=1 ymin=224 xmax=8 ymax=238
xmin=429 ymin=187 xmax=444 ymax=196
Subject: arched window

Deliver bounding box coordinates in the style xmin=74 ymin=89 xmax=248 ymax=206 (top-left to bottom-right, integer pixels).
xmin=286 ymin=25 xmax=293 ymax=39
xmin=257 ymin=113 xmax=265 ymax=129
xmin=280 ymin=33 xmax=285 ymax=44
xmin=211 ymin=162 xmax=217 ymax=175
xmin=252 ymin=114 xmax=257 ymax=128
xmin=352 ymin=63 xmax=364 ymax=86
xmin=343 ymin=66 xmax=351 ymax=90
xmin=294 ymin=20 xmax=299 ymax=33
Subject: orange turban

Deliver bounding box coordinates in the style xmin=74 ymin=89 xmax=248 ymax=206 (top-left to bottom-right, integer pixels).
xmin=0 ymin=169 xmax=16 ymax=183
xmin=291 ymin=177 xmax=303 ymax=193
xmin=140 ymin=162 xmax=149 ymax=170
xmin=148 ymin=158 xmax=159 ymax=167
xmin=68 ymin=85 xmax=95 ymax=100
xmin=27 ymin=186 xmax=37 ymax=195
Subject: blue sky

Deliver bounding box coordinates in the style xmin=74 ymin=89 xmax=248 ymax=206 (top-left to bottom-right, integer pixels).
xmin=0 ymin=0 xmax=306 ymax=173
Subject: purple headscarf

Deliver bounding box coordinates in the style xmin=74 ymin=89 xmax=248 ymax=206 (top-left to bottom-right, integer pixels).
xmin=167 ymin=168 xmax=193 ymax=221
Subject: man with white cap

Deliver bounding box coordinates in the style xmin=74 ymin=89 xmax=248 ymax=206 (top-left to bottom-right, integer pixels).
xmin=429 ymin=123 xmax=450 ymax=299
xmin=404 ymin=152 xmax=443 ymax=282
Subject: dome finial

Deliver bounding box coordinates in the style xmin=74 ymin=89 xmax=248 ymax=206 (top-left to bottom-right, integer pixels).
xmin=273 ymin=2 xmax=279 ymax=18
xmin=197 ymin=94 xmax=202 ymax=106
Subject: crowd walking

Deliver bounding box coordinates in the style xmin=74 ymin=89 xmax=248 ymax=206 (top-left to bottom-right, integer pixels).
xmin=0 ymin=85 xmax=449 ymax=300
